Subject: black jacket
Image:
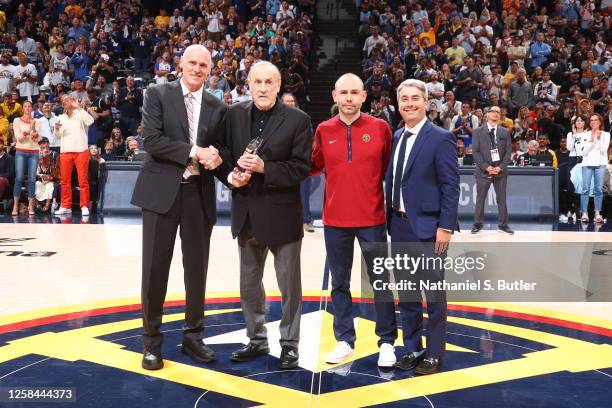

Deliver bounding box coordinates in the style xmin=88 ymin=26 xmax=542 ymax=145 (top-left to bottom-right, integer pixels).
xmin=218 ymin=101 xmax=312 ymax=246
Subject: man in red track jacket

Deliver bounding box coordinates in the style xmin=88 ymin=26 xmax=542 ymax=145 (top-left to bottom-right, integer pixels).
xmin=311 ymin=73 xmax=398 ymax=367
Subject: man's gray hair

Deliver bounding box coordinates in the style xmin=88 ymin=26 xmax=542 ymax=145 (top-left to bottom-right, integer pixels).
xmin=248 ymin=61 xmax=281 ymax=83
xmin=528 ymin=140 xmax=539 ymax=149
xmin=396 ymin=78 xmax=428 ymax=101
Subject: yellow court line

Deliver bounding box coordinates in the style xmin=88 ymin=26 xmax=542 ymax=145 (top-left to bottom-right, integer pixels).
xmin=3 ymin=332 xmax=315 ymax=407
xmin=317 ymin=314 xmax=612 ymax=406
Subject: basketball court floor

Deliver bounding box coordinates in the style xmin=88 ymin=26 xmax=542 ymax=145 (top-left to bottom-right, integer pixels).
xmin=0 ymin=214 xmax=611 ymax=407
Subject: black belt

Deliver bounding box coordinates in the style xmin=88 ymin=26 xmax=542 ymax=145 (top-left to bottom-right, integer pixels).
xmin=393 ymin=210 xmax=408 ymax=219
xmin=180 ymin=175 xmax=201 ymax=184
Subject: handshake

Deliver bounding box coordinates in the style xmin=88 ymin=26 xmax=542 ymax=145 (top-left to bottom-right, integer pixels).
xmin=196 ymin=146 xmax=223 ymax=170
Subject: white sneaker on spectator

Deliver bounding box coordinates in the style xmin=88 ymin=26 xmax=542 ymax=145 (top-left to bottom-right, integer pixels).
xmin=81 ymin=207 xmax=89 ymax=216
xmin=377 ymin=343 xmax=396 ymax=367
xmin=326 ymin=341 xmax=354 ymax=364
xmin=558 ymin=214 xmax=568 ymax=223
xmin=54 ymin=207 xmax=71 ymax=215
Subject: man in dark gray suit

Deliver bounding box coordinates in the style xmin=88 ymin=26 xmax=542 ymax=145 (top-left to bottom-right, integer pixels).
xmin=471 ymin=105 xmax=514 ymax=234
xmin=131 ymin=45 xmax=229 ymax=370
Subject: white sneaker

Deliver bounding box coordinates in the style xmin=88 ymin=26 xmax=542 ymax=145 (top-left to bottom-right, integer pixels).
xmin=54 ymin=207 xmax=71 ymax=215
xmin=81 ymin=207 xmax=89 ymax=216
xmin=326 ymin=341 xmax=354 ymax=364
xmin=558 ymin=214 xmax=568 ymax=223
xmin=377 ymin=343 xmax=396 ymax=367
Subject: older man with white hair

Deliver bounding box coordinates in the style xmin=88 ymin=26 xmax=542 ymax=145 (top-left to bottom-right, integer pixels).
xmin=130 ymin=44 xmax=228 ymax=371
xmin=218 ymin=61 xmax=312 ymax=370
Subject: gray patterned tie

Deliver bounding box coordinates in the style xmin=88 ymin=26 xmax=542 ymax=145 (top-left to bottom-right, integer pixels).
xmin=183 ymin=92 xmax=198 ymax=179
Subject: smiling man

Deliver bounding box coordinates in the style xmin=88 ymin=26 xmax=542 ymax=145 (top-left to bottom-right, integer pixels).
xmin=311 ymin=73 xmax=397 ymax=368
xmin=131 ymin=44 xmax=228 ymax=371
xmin=385 ymin=79 xmax=459 ymax=375
xmin=219 ymin=61 xmax=312 ymax=370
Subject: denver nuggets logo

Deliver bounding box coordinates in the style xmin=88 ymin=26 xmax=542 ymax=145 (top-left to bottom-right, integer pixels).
xmin=362 ymin=134 xmax=371 ymax=143
xmin=1 ymin=294 xmax=611 ymax=406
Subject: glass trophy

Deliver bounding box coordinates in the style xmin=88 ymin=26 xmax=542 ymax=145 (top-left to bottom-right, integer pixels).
xmin=240 ymin=136 xmax=264 ymax=171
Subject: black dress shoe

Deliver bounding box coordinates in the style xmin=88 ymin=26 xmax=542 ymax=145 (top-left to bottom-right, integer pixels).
xmin=394 ymin=352 xmax=425 ymax=371
xmin=230 ymin=342 xmax=270 ymax=362
xmin=181 ymin=338 xmax=216 ymax=363
xmin=498 ymin=225 xmax=514 ymax=235
xmin=415 ymin=357 xmax=442 ymax=375
xmin=278 ymin=346 xmax=299 ymax=369
xmin=142 ymin=345 xmax=163 ymax=370
xmin=471 ymin=225 xmax=482 ymax=234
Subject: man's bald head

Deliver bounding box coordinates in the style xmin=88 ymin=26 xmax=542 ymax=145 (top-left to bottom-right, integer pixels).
xmin=334 ymin=73 xmax=364 ymax=91
xmin=180 ymin=44 xmax=212 ymax=91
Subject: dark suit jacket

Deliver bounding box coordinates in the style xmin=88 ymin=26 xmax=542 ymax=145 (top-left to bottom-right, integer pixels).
xmin=472 ymin=124 xmax=512 ymax=178
xmin=130 ymin=81 xmax=228 ymax=225
xmin=385 ymin=120 xmax=460 ymax=239
xmin=218 ymin=101 xmax=312 ymax=246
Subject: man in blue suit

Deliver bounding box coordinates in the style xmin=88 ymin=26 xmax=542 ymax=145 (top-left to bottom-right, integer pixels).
xmin=385 ymin=79 xmax=459 ymax=375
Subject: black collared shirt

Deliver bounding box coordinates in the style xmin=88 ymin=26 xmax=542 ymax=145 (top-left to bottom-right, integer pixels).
xmin=251 ymin=99 xmax=279 ymax=140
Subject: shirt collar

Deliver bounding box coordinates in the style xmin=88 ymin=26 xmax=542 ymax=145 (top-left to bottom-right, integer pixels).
xmin=404 ymin=115 xmax=427 ymax=136
xmin=487 ymin=123 xmax=497 ymax=132
xmin=180 ymin=79 xmax=204 ymax=101
xmin=253 ymin=99 xmax=279 ymax=117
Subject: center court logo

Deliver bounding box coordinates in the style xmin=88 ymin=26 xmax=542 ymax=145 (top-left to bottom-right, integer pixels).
xmin=0 ymin=296 xmax=611 ymax=406
xmin=0 ymin=237 xmax=57 ymax=257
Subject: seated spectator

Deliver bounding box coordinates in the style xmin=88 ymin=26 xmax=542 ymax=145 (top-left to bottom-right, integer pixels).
xmin=0 ymin=138 xmax=14 ymax=203
xmin=109 ymin=128 xmax=126 ymax=157
xmin=230 ymin=80 xmax=252 ymax=103
xmin=206 ymin=75 xmax=224 ymax=101
xmin=34 ymin=145 xmax=59 ymax=213
xmin=0 ymin=109 xmax=8 ymax=144
xmin=1 ymin=92 xmax=22 ymax=122
xmin=125 ymin=136 xmax=145 ymax=161
xmin=101 ymin=140 xmax=117 ymax=162
xmin=536 ymin=134 xmax=559 ymax=168
xmin=450 ymin=103 xmax=479 ymax=145
xmin=89 ymin=144 xmax=105 ymax=164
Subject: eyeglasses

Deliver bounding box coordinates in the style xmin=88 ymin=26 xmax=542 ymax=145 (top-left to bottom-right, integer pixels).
xmin=489 ymin=110 xmax=501 ymax=113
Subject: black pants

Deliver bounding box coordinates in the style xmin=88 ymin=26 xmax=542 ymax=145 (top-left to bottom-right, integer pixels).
xmin=141 ymin=181 xmax=212 ymax=346
xmin=474 ymin=175 xmax=508 ymax=227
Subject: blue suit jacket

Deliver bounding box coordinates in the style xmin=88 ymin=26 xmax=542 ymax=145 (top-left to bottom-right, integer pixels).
xmin=385 ymin=120 xmax=460 ymax=239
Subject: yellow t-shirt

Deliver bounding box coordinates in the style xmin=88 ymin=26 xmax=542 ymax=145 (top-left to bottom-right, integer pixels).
xmin=444 ymin=46 xmax=466 ymax=67
xmin=1 ymin=102 xmax=22 ymax=121
xmin=0 ymin=117 xmax=8 ymax=144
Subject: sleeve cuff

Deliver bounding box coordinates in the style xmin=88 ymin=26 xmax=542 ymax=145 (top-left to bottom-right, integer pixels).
xmin=440 ymin=228 xmax=453 ymax=233
xmin=227 ymin=172 xmax=233 ymax=184
xmin=189 ymin=145 xmax=198 ymax=159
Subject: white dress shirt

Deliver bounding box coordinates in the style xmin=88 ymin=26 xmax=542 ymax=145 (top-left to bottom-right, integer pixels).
xmin=180 ymin=79 xmax=204 ymax=175
xmin=392 ymin=116 xmax=428 ymax=212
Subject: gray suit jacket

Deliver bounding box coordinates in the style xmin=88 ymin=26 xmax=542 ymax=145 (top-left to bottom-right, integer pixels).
xmin=472 ymin=124 xmax=512 ymax=178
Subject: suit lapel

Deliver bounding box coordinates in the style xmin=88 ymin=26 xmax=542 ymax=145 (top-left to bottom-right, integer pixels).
xmin=239 ymin=102 xmax=254 ymax=151
xmin=403 ymin=119 xmax=431 ymax=177
xmin=197 ymin=92 xmax=213 ymax=146
xmin=170 ymin=81 xmax=189 ymax=142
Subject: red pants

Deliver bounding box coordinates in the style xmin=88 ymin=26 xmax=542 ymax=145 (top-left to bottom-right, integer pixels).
xmin=60 ymin=151 xmax=89 ymax=209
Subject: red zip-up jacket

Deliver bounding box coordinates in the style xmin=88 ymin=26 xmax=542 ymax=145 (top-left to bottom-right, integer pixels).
xmin=311 ymin=113 xmax=392 ymax=227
